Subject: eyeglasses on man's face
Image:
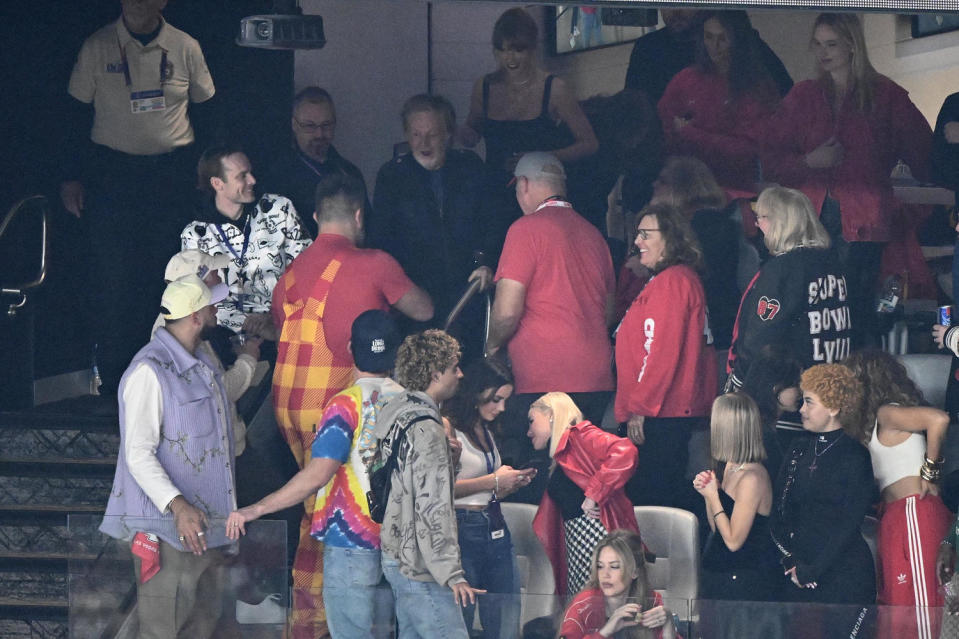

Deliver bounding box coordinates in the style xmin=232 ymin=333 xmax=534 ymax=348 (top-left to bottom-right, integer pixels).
xmin=294 ymin=118 xmax=335 ymax=134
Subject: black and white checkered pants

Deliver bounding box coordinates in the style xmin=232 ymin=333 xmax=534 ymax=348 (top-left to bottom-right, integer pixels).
xmin=563 ymin=514 xmax=608 ymax=595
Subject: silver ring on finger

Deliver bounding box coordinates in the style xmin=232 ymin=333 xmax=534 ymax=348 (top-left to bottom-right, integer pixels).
xmin=178 ymin=535 xmax=186 ymax=542
xmin=197 ymin=531 xmax=205 ymax=537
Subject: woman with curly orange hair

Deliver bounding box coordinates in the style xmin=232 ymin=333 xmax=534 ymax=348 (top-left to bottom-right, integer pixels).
xmin=845 ymin=350 xmax=950 ymax=639
xmin=770 ymin=364 xmax=875 ymax=608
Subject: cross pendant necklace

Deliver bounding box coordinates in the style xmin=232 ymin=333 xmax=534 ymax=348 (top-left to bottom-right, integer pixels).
xmin=809 ymin=433 xmax=841 ymax=475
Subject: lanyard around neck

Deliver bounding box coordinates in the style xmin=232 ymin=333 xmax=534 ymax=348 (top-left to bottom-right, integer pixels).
xmin=214 ymin=214 xmax=251 ymax=263
xmin=534 ymin=197 xmax=571 ymax=213
xmin=116 ymin=31 xmax=167 ymax=89
xmin=298 ymin=152 xmax=330 ymax=179
xmin=480 ymin=425 xmax=496 ymax=474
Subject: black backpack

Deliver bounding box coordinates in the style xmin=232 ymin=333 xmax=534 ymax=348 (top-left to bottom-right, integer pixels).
xmin=366 ymin=414 xmax=436 ymax=524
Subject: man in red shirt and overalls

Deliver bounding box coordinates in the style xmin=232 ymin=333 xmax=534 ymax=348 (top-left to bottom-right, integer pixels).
xmin=271 ymin=172 xmax=432 ymax=638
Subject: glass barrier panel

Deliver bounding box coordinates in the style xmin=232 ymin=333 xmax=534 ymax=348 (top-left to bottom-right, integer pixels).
xmin=68 ymin=515 xmax=287 ymax=638
xmin=291 ymin=587 xmax=689 ymax=638
xmin=693 ymin=599 xmax=947 ymax=639
xmin=66 ymin=521 xmax=956 ymax=639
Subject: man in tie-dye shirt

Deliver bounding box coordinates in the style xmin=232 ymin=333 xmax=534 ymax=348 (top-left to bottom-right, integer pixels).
xmin=226 ymin=310 xmax=403 ymax=638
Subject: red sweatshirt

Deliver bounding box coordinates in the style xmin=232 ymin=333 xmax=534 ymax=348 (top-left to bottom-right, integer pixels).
xmin=659 ymin=66 xmax=776 ymax=191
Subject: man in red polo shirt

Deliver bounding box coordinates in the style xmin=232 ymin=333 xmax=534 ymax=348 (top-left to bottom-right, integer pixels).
xmin=487 ymin=152 xmax=615 ymax=502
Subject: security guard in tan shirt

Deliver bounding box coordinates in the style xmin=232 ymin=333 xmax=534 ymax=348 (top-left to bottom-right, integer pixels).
xmin=62 ymin=0 xmax=215 ymax=391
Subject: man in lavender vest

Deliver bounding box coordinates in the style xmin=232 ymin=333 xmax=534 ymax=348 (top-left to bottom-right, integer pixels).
xmin=100 ymin=274 xmax=235 ymax=639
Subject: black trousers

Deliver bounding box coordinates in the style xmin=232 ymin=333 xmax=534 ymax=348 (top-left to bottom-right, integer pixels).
xmin=85 ymin=145 xmax=195 ymax=389
xmin=622 ymin=416 xmax=702 ymax=511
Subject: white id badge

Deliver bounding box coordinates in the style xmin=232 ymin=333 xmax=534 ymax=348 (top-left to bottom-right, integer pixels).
xmin=131 ymin=90 xmax=166 ymax=113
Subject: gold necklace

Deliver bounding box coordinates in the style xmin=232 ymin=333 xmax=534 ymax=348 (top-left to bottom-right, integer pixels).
xmin=507 ymin=72 xmax=534 ymax=88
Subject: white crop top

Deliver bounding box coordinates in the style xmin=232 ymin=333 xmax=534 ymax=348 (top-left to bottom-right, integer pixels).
xmin=868 ymin=414 xmax=926 ymax=491
xmin=453 ymin=428 xmax=502 ymax=508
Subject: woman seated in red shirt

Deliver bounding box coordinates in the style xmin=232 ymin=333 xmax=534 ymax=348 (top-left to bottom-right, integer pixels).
xmin=658 ymin=11 xmax=780 ymax=191
xmin=559 ymin=530 xmax=678 ymax=639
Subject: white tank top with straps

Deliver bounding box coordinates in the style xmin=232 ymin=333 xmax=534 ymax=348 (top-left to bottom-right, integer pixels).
xmin=868 ymin=405 xmax=926 ymax=491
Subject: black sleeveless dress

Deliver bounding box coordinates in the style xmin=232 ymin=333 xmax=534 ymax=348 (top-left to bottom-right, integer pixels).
xmin=480 ymin=74 xmax=574 ymax=174
xmin=480 ymin=75 xmax=575 ymax=252
xmin=702 ymin=490 xmax=778 ymax=601
xmin=698 ymin=491 xmax=786 ymax=639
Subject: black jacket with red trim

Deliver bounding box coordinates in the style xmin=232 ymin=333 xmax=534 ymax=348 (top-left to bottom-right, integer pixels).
xmin=727 ymin=247 xmax=851 ymax=387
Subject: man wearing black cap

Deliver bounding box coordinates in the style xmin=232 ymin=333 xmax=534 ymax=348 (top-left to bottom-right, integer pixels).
xmin=226 ymin=310 xmax=404 ymax=638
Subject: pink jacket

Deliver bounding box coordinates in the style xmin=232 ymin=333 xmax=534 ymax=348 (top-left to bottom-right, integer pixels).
xmin=762 ymin=75 xmax=931 ymax=243
xmin=659 ymin=66 xmax=777 ymax=191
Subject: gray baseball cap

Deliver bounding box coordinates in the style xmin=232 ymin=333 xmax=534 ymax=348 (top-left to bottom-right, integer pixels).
xmin=511 ymin=152 xmax=566 ymax=185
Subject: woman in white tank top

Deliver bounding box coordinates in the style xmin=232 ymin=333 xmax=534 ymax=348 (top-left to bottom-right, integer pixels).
xmin=442 ymin=359 xmax=535 ymax=639
xmin=845 ymin=350 xmax=950 ymax=638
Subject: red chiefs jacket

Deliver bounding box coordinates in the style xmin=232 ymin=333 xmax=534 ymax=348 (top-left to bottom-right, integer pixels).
xmin=727 ymin=247 xmax=852 ymax=387
xmin=762 ymin=76 xmax=931 ymax=243
xmin=532 ymin=421 xmax=638 ymax=596
xmin=614 ymin=264 xmax=717 ymax=423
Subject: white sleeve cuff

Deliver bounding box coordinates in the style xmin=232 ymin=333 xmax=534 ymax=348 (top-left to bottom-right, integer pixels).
xmin=123 ymin=364 xmax=181 ymax=512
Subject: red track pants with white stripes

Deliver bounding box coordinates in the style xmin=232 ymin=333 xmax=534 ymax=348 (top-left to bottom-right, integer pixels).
xmin=877 ymin=493 xmax=952 ymax=639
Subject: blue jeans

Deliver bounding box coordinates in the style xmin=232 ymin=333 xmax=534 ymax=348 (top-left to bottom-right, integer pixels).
xmin=456 ymin=509 xmax=521 ymax=639
xmin=323 ymin=545 xmax=394 ymax=639
xmin=381 ymin=554 xmax=469 ymax=639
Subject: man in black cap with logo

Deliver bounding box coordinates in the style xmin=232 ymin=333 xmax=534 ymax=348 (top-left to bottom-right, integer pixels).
xmin=225 ymin=310 xmax=405 ymax=638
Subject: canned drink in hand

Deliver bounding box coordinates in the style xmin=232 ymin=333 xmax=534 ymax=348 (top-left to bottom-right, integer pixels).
xmin=941 ymin=306 xmax=953 ymax=327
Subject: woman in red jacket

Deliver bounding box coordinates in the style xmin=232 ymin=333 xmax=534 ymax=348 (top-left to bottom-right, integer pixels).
xmin=762 ymin=13 xmax=932 ymax=347
xmin=528 ymin=392 xmax=639 ymax=597
xmin=614 ymin=202 xmax=717 ymax=510
xmin=658 ymin=11 xmax=781 ymax=191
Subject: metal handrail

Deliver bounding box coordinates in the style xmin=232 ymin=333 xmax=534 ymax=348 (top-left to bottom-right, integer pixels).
xmin=444 ymin=278 xmax=481 ymax=331
xmin=0 ymin=195 xmax=49 ymax=316
xmin=444 ymin=278 xmax=492 ymax=353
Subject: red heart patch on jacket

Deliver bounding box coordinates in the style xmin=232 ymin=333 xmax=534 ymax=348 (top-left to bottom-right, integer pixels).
xmin=757 ymin=296 xmax=781 ymax=321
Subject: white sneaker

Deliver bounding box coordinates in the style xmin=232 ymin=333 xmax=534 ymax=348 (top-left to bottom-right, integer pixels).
xmin=236 ymin=593 xmax=286 ymax=624
xmin=569 ymin=34 xmax=577 ymax=49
